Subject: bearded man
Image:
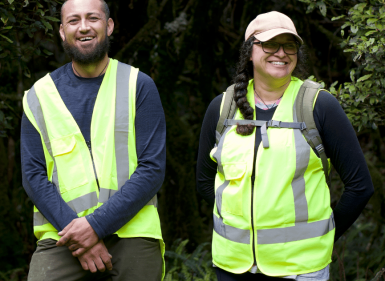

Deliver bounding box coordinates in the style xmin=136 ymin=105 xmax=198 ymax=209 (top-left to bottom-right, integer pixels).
xmin=21 ymin=0 xmax=165 ymax=280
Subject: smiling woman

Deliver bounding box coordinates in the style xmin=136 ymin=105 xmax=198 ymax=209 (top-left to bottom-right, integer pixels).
xmin=196 ymin=10 xmax=373 ymax=281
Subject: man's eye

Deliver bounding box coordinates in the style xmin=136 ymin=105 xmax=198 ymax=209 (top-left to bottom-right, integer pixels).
xmin=69 ymin=19 xmax=77 ymax=23
xmin=90 ymin=17 xmax=98 ymax=20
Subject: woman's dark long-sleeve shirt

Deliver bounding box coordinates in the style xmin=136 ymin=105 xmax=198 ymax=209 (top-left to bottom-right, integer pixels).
xmin=196 ymin=90 xmax=374 ymax=241
xmin=21 ymin=62 xmax=166 ymax=239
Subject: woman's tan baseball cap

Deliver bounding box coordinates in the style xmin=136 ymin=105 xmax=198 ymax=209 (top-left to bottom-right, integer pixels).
xmin=245 ymin=11 xmax=303 ymax=44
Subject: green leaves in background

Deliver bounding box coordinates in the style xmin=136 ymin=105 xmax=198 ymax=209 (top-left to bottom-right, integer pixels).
xmin=302 ymin=0 xmax=385 ymax=131
xmin=0 ymin=0 xmax=60 ymax=137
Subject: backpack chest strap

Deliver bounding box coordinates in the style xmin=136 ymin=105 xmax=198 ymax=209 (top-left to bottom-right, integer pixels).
xmin=225 ymin=119 xmax=307 ymax=148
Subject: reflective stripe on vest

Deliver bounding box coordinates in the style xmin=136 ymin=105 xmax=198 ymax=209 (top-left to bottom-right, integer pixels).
xmin=210 ymin=77 xmax=334 ymax=276
xmin=27 ymin=86 xmax=60 ymax=193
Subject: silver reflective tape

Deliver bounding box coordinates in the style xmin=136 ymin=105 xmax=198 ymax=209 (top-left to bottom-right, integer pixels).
xmin=216 ymin=180 xmax=229 ymax=218
xmin=257 ymin=213 xmax=335 ymax=244
xmin=212 ymin=126 xmax=232 ymax=176
xmin=146 ymin=195 xmax=157 ymax=207
xmin=213 ymin=214 xmax=250 ymax=244
xmin=27 ymin=87 xmax=60 ymax=193
xmin=115 ymin=62 xmax=131 ymax=190
xmin=292 ymin=101 xmax=310 ymax=224
xmin=33 ymin=212 xmax=50 ymax=226
xmin=98 ymin=188 xmax=117 ymax=203
xmin=67 ymin=192 xmax=98 ymax=214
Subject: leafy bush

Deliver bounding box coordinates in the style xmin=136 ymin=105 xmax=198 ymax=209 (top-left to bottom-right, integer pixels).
xmin=299 ymin=0 xmax=385 ymax=131
xmin=164 ymin=239 xmax=217 ymax=281
xmin=330 ymin=221 xmax=385 ymax=280
xmin=0 ymin=267 xmax=27 ymax=281
xmin=0 ymin=0 xmax=60 ymax=136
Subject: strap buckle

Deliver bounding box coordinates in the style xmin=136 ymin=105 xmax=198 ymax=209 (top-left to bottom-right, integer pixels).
xmin=267 ymin=120 xmax=281 ymax=128
xmin=300 ymin=122 xmax=307 ymax=130
xmin=315 ymin=144 xmax=325 ymax=154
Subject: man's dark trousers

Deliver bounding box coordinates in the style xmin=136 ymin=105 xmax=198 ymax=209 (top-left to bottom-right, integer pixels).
xmin=28 ymin=235 xmax=163 ymax=281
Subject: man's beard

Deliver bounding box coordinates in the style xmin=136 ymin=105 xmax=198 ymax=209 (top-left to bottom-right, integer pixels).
xmin=63 ymin=35 xmax=110 ymax=65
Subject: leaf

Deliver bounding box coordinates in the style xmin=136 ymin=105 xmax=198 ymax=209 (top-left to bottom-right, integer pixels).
xmin=24 ymin=68 xmax=31 ymax=78
xmin=26 ymin=28 xmax=33 ymax=38
xmin=44 ymin=16 xmax=60 ymax=22
xmin=1 ymin=17 xmax=8 ymax=25
xmin=0 ymin=34 xmax=13 ymax=43
xmin=331 ymin=81 xmax=339 ymax=87
xmin=317 ymin=1 xmax=327 ymax=17
xmin=367 ymin=18 xmax=378 ymax=25
xmin=357 ymin=74 xmax=373 ymax=82
xmin=354 ymin=3 xmax=367 ymax=12
xmin=306 ymin=3 xmax=315 ymax=13
xmin=2 ymin=26 xmax=12 ymax=29
xmin=43 ymin=49 xmax=53 ymax=55
xmin=41 ymin=19 xmax=53 ymax=30
xmin=365 ymin=30 xmax=376 ymax=36
xmin=332 ymin=15 xmax=345 ymax=21
xmin=8 ymin=0 xmax=14 ymax=4
xmin=0 ymin=52 xmax=7 ymax=58
xmin=350 ymin=69 xmax=355 ymax=83
xmin=351 ymin=26 xmax=359 ymax=34
xmin=24 ymin=0 xmax=29 ymax=7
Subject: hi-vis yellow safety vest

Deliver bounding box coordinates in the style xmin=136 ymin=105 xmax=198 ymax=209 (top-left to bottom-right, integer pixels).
xmin=210 ymin=77 xmax=335 ymax=277
xmin=23 ymin=59 xmax=164 ymax=259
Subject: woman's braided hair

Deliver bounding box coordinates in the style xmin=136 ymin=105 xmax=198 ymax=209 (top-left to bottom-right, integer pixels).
xmin=233 ymin=37 xmax=255 ymax=136
xmin=232 ymin=36 xmax=308 ymax=136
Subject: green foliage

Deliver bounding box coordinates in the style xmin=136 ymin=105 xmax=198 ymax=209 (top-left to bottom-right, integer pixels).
xmin=164 ymin=239 xmax=217 ymax=281
xmin=0 ymin=101 xmax=13 ymax=137
xmin=0 ymin=0 xmax=60 ymax=136
xmin=299 ymin=0 xmax=385 ymax=131
xmin=0 ymin=267 xmax=27 ymax=281
xmin=330 ymin=222 xmax=385 ymax=280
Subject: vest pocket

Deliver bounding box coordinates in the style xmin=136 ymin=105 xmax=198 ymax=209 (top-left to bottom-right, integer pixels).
xmin=221 ymin=162 xmax=246 ymax=216
xmin=51 ymin=135 xmax=88 ymax=193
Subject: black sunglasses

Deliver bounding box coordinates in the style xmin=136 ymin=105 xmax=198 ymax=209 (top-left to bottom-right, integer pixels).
xmin=253 ymin=40 xmax=300 ymax=55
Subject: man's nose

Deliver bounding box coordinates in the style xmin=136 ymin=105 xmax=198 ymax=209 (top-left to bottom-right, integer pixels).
xmin=79 ymin=19 xmax=91 ymax=32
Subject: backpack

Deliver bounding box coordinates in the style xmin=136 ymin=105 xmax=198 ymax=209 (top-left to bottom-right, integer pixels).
xmin=215 ymin=80 xmax=331 ymax=187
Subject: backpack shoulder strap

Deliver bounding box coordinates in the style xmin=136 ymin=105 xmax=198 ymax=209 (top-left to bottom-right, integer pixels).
xmin=215 ymin=84 xmax=237 ymax=145
xmin=296 ymin=79 xmax=331 ymax=187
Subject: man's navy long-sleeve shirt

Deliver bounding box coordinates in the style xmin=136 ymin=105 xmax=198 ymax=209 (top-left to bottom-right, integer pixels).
xmin=21 ymin=62 xmax=166 ymax=239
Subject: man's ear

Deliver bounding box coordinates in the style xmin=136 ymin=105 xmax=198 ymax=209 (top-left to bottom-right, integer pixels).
xmin=107 ymin=18 xmax=114 ymax=36
xmin=59 ymin=24 xmax=66 ymax=42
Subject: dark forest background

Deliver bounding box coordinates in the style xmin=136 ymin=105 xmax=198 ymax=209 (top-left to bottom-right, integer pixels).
xmin=0 ymin=0 xmax=385 ymax=280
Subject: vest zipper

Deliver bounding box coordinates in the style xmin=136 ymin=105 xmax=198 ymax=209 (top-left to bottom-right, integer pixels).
xmin=86 ymin=140 xmax=100 ymax=191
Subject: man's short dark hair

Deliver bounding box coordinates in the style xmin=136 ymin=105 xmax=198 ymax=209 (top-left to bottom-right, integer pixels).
xmin=61 ymin=0 xmax=110 ymax=23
